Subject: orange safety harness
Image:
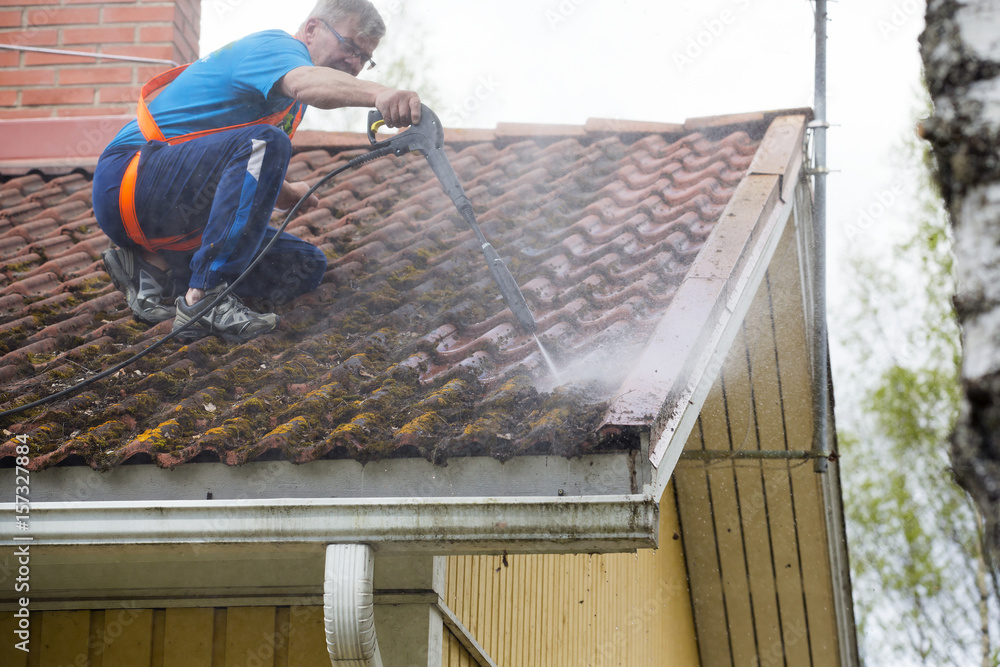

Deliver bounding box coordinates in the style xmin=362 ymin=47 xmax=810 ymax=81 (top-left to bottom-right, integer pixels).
xmin=119 ymin=64 xmax=303 ymax=252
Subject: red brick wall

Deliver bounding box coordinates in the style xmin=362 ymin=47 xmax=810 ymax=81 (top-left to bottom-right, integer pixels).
xmin=0 ymin=0 xmax=200 ymax=119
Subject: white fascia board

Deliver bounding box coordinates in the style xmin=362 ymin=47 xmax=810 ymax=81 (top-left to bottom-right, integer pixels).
xmin=0 ymin=494 xmax=657 ymax=555
xmin=6 ymin=453 xmax=637 ymax=503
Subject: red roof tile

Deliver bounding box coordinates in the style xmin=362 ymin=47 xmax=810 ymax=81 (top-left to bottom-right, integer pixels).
xmin=0 ymin=111 xmax=802 ymax=471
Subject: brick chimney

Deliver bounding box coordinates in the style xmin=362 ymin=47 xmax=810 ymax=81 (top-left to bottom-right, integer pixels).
xmin=0 ymin=0 xmax=200 ymax=120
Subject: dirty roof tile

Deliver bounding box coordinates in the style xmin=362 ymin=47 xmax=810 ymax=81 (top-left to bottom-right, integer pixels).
xmin=0 ymin=111 xmax=805 ymax=471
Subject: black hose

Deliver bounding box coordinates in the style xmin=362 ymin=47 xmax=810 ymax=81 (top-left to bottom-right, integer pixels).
xmin=0 ymin=146 xmax=393 ymax=422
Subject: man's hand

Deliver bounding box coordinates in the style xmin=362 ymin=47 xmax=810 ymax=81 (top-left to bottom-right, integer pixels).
xmin=276 ymin=180 xmax=319 ymax=212
xmin=374 ymin=89 xmax=421 ymax=128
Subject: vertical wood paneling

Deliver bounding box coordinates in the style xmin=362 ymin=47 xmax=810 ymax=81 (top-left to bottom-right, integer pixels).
xmin=737 ymin=462 xmax=785 ymax=661
xmin=526 ymin=554 xmax=538 ymax=667
xmin=102 ymin=608 xmax=154 ymax=667
xmin=1 ymin=606 xmax=333 ymax=667
xmin=287 ymin=606 xmax=327 ymax=667
xmin=543 ymin=555 xmax=554 ymax=667
xmin=150 ymin=609 xmax=166 ymax=667
xmin=0 ymin=612 xmax=30 ymax=667
xmin=89 ymin=609 xmax=105 ymax=667
xmin=738 ymin=279 xmax=790 ymax=663
xmin=674 ymin=220 xmax=848 ymax=667
xmin=163 ymin=608 xmax=214 ymax=667
xmin=754 ymin=268 xmax=812 ymax=667
xmin=444 ymin=486 xmax=698 ymax=667
xmin=443 ymin=627 xmax=474 ymax=666
xmin=704 ymin=364 xmax=758 ymax=661
xmin=767 ymin=236 xmax=815 ymax=455
xmin=768 ymin=222 xmax=840 ymax=666
xmin=502 ymin=553 xmax=515 ymax=666
xmin=27 ymin=612 xmax=42 ymax=667
xmin=707 ymin=465 xmax=757 ymax=659
xmin=676 ymin=423 xmax=732 ymax=667
xmin=39 ymin=610 xmax=90 ymax=666
xmin=210 ymin=608 xmax=226 ymax=667
xmin=761 ymin=458 xmax=812 ymax=667
xmin=790 ymin=464 xmax=840 ymax=667
xmin=272 ymin=607 xmax=289 ymax=667
xmin=225 ymin=607 xmax=275 ymax=667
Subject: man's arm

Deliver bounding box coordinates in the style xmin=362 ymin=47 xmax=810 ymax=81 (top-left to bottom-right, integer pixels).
xmin=279 ymin=65 xmax=421 ymax=128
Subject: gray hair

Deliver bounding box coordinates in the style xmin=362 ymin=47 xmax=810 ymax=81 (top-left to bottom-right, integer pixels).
xmin=306 ymin=0 xmax=386 ymax=40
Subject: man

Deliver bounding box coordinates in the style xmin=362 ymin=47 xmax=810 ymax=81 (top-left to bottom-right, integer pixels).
xmin=92 ymin=0 xmax=420 ymax=343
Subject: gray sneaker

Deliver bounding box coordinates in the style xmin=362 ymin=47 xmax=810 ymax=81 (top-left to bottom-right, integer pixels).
xmin=102 ymin=246 xmax=176 ymax=324
xmin=171 ymin=284 xmax=279 ymax=343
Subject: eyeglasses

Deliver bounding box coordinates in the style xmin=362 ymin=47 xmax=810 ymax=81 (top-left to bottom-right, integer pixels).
xmin=318 ymin=19 xmax=376 ymax=70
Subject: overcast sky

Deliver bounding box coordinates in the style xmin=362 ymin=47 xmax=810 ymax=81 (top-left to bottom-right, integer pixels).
xmin=201 ymin=0 xmax=930 ymax=380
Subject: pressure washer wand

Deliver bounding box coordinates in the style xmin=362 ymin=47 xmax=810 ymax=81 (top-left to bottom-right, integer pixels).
xmin=367 ymin=105 xmax=538 ymax=333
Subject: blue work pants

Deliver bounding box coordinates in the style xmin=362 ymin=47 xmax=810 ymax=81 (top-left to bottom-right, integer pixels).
xmin=93 ymin=124 xmax=326 ymax=304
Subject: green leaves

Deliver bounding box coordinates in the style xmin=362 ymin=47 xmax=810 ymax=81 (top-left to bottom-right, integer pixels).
xmin=837 ymin=93 xmax=997 ymax=666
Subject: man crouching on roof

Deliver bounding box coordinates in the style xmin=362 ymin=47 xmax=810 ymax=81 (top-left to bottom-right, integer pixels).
xmin=92 ymin=0 xmax=420 ymax=343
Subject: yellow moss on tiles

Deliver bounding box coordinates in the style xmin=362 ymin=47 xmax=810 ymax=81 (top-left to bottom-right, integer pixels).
xmin=419 ymin=378 xmax=466 ymax=409
xmin=265 ymin=415 xmax=312 ymax=438
xmin=350 ymin=412 xmax=379 ymax=427
xmin=26 ymin=351 xmax=57 ymax=365
xmin=331 ymin=411 xmax=378 ymax=438
xmin=204 ymin=417 xmax=253 ymax=441
xmin=74 ymin=277 xmax=107 ymax=294
xmin=46 ymin=365 xmax=78 ymax=380
xmin=463 ymin=414 xmax=501 ymax=439
xmin=397 ymin=411 xmax=443 ymax=436
xmin=239 ymin=397 xmax=267 ymax=414
xmin=132 ymin=419 xmax=183 ymax=451
xmin=529 ymin=406 xmax=572 ymax=431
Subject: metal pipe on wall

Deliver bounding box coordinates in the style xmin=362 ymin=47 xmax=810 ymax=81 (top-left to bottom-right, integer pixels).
xmin=0 ymin=43 xmax=179 ymax=67
xmin=811 ymin=0 xmax=831 ymax=473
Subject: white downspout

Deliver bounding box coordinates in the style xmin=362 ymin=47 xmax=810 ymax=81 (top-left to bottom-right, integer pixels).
xmin=325 ymin=544 xmax=383 ymax=667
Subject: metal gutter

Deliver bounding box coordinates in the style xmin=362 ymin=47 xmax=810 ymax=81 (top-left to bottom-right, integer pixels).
xmin=0 ymin=494 xmax=657 ymax=554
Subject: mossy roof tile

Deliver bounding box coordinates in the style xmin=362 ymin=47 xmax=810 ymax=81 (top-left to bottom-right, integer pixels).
xmin=0 ymin=111 xmax=801 ymax=471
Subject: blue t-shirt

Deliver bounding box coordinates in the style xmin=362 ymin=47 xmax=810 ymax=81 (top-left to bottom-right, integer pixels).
xmin=106 ymin=30 xmax=312 ymax=151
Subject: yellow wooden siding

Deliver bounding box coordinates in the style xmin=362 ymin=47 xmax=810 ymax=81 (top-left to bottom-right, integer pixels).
xmin=0 ymin=606 xmax=330 ymax=667
xmin=443 ymin=486 xmax=698 ymax=667
xmin=102 ymin=608 xmax=155 ymax=666
xmin=674 ymin=222 xmax=842 ymax=666
xmin=443 ymin=627 xmax=476 ymax=666
xmin=163 ymin=608 xmax=214 ymax=667
xmin=0 ymin=610 xmax=29 ymax=667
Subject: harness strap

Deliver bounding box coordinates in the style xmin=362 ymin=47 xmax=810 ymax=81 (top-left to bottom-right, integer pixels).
xmin=122 ymin=63 xmax=303 ymax=252
xmin=119 ymin=152 xmax=203 ymax=252
xmin=137 ymin=64 xmax=303 ymax=145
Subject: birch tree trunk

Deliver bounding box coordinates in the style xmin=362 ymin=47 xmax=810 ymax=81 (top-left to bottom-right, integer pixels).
xmin=920 ymin=0 xmax=1000 ymax=565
